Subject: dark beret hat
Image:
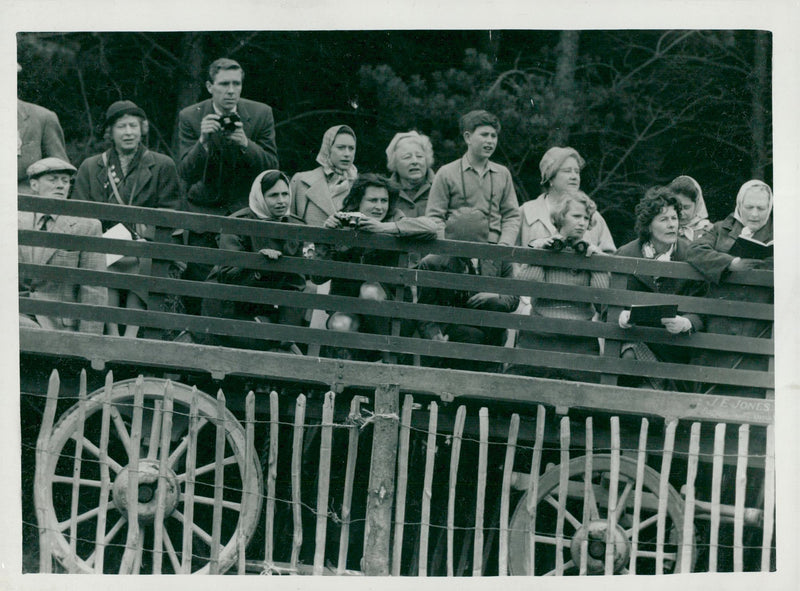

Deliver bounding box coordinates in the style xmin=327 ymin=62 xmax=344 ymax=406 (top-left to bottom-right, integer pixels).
xmin=104 ymin=100 xmax=146 ymax=130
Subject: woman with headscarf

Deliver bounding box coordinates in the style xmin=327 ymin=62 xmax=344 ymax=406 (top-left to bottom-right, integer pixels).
xmin=668 ymin=175 xmax=713 ymax=241
xmin=517 ymin=146 xmax=616 ymax=256
xmin=72 ymin=100 xmax=181 ymax=338
xmin=685 ymin=179 xmax=774 ymax=396
xmin=200 ymin=170 xmax=307 ymax=352
xmin=290 ymin=125 xmax=358 ymax=227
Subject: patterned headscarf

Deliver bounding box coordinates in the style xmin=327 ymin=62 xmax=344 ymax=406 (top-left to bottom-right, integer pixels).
xmin=733 ymin=179 xmax=773 ymax=237
xmin=316 ymin=125 xmax=358 ymax=180
xmin=539 ymin=146 xmax=585 ymax=186
xmin=249 ymin=170 xmax=292 ymax=220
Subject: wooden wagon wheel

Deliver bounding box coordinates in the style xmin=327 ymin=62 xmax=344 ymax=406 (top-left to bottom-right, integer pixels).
xmin=508 ymin=454 xmax=686 ymax=575
xmin=34 ymin=378 xmax=263 ymax=574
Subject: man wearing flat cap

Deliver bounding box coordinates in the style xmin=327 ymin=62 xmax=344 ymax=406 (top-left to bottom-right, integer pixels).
xmin=19 ymin=158 xmax=107 ymax=334
xmin=176 ymin=58 xmax=279 ymax=305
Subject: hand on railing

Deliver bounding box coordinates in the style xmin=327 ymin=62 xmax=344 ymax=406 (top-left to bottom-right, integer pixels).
xmin=661 ymin=316 xmax=693 ymax=334
xmin=259 ymin=248 xmax=282 ymax=260
xmin=618 ymin=310 xmax=633 ymax=329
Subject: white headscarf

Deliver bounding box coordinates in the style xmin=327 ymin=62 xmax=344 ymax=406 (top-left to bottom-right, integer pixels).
xmin=248 ymin=170 xmax=292 ymax=220
xmin=733 ymin=179 xmax=773 ymax=238
xmin=671 ymin=175 xmax=710 ymax=234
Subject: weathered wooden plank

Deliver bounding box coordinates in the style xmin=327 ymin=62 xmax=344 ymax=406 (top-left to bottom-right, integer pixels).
xmin=290 ymin=394 xmax=306 ymax=571
xmin=363 ymin=384 xmax=400 ymax=576
xmin=68 ymin=371 xmax=87 ymax=557
xmin=120 ymin=375 xmax=144 ymax=574
xmin=555 ymin=416 xmax=571 ymax=575
xmin=733 ymin=424 xmax=750 ymax=572
xmin=93 ymin=372 xmax=114 ymax=573
xmin=265 ymin=391 xmax=279 ymax=568
xmin=313 ymin=391 xmax=335 ymax=576
xmin=580 ymin=417 xmax=594 ymax=576
xmin=680 ymin=422 xmax=701 ymax=572
xmin=655 ymin=419 xmax=677 ymax=575
xmin=180 ymin=386 xmax=200 ymax=573
xmin=708 ymin=422 xmax=726 ymax=573
xmin=20 ymin=330 xmax=776 ymax=426
xmin=473 ymin=407 xmax=489 ymax=576
xmin=22 ymin=262 xmax=775 ymax=352
xmin=447 ymin=405 xmax=467 ymax=577
xmin=19 ymin=301 xmax=775 ymax=390
xmin=239 ymin=391 xmax=255 ymax=575
xmin=19 ymin=194 xmax=773 ymax=286
xmin=35 ymin=369 xmax=60 ymax=573
xmin=208 ymin=389 xmax=227 ymax=574
xmin=628 ymin=417 xmax=649 ymax=575
xmin=338 ymin=396 xmax=367 ymax=575
xmin=498 ymin=413 xmax=519 ymax=577
xmin=152 ymin=381 xmax=174 ymax=574
xmin=761 ymin=423 xmax=775 ymax=572
xmin=392 ymin=394 xmax=415 ymax=576
xmin=418 ymin=401 xmax=438 ymax=577
xmin=525 ymin=404 xmax=544 ymax=575
xmin=604 ymin=416 xmax=620 ymax=575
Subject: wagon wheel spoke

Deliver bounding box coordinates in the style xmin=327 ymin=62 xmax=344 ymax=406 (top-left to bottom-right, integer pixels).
xmin=532 ymin=534 xmax=563 ymax=546
xmin=51 ymin=475 xmax=103 ymax=487
xmin=172 ymin=509 xmax=213 ymax=547
xmin=614 ymin=480 xmax=634 ymax=522
xmin=168 ymin=417 xmax=208 ymax=470
xmin=85 ymin=517 xmax=127 ymax=569
xmin=634 ymin=550 xmax=677 ymax=561
xmin=543 ymin=559 xmax=575 ymax=576
xmin=544 ymin=494 xmax=582 ymax=530
xmin=626 ymin=512 xmax=658 ymax=537
xmin=109 ymin=407 xmax=133 ymax=457
xmin=73 ymin=435 xmax=123 ymax=473
xmin=57 ymin=506 xmax=101 ymax=532
xmin=177 ymin=455 xmax=237 ymax=481
xmin=161 ymin=527 xmax=182 ymax=572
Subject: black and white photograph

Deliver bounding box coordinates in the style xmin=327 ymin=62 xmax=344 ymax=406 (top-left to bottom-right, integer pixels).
xmin=6 ymin=1 xmax=799 ymax=588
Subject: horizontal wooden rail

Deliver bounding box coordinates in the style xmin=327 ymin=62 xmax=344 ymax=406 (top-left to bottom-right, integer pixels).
xmin=19 ymin=195 xmax=773 ymax=286
xmin=18 ymin=231 xmax=774 ymax=321
xmin=19 ymin=299 xmax=774 ymax=389
xmin=20 ymin=263 xmax=774 ymax=356
xmin=19 ymin=329 xmax=775 ymax=426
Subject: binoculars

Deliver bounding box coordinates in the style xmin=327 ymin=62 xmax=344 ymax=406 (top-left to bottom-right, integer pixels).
xmin=545 ymin=236 xmax=589 ymax=254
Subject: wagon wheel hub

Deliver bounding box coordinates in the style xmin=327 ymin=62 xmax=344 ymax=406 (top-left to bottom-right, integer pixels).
xmin=570 ymin=520 xmax=630 ymax=574
xmin=111 ymin=459 xmax=180 ymax=523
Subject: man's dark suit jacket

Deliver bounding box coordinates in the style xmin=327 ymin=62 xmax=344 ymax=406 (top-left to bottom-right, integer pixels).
xmin=177 ymin=98 xmax=278 ymax=216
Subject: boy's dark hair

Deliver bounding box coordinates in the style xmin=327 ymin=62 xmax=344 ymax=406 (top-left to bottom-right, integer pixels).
xmin=208 ymin=58 xmax=244 ymax=83
xmin=341 ymin=173 xmax=399 ymax=219
xmin=635 ymin=186 xmax=683 ymax=243
xmin=459 ymin=110 xmax=501 ymax=135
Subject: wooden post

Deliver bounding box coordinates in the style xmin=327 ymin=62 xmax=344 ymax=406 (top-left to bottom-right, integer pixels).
xmin=290 ymin=394 xmax=306 ymax=571
xmin=447 ymin=405 xmax=467 ymax=576
xmin=525 ymin=405 xmax=547 ymax=575
xmin=313 ymin=391 xmax=335 ymax=575
xmin=208 ymin=389 xmax=227 ymax=574
xmin=555 ymin=416 xmax=570 ymax=575
xmin=35 ymin=369 xmax=61 ymax=573
xmin=93 ymin=371 xmax=114 ymax=573
xmin=418 ymin=401 xmax=438 ymax=576
xmin=680 ymin=422 xmax=701 ymax=572
xmin=629 ymin=418 xmax=649 ymax=574
xmin=761 ymin=424 xmax=775 ymax=572
xmin=473 ymin=407 xmax=489 ymax=576
xmin=708 ymin=422 xmax=726 ymax=573
xmin=604 ymin=416 xmax=620 ymax=575
xmin=580 ymin=416 xmax=594 ymax=576
xmin=498 ymin=413 xmax=519 ymax=576
xmin=655 ymin=418 xmax=677 ymax=575
xmin=338 ymin=396 xmax=367 ymax=574
xmin=600 ymin=273 xmax=627 ymax=385
xmin=733 ymin=424 xmax=750 ymax=572
xmin=68 ymin=371 xmax=88 ymax=557
xmin=180 ymin=386 xmax=200 ymax=573
xmin=239 ymin=391 xmax=256 ymax=575
xmin=264 ymin=391 xmax=279 ymax=568
xmin=362 ymin=384 xmax=400 ymax=576
xmin=392 ymin=394 xmax=415 ymax=575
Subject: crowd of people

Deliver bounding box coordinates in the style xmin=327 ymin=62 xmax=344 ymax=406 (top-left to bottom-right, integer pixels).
xmin=18 ymin=57 xmax=774 ymax=391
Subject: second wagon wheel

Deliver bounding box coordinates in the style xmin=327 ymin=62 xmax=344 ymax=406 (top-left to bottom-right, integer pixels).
xmin=34 ymin=377 xmax=263 ymax=574
xmin=508 ymin=454 xmax=687 ymax=575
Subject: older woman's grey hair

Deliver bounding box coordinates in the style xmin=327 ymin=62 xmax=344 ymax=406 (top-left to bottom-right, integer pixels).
xmin=385 ymin=131 xmax=435 ymax=174
xmin=552 ymin=191 xmax=597 ymax=231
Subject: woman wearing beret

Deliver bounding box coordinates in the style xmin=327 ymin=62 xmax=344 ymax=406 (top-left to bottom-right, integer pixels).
xmin=73 ymin=100 xmax=181 ymax=338
xmin=685 ymin=179 xmax=773 ymax=396
xmin=517 ymin=146 xmax=616 ymax=254
xmin=615 ymin=187 xmax=708 ymax=389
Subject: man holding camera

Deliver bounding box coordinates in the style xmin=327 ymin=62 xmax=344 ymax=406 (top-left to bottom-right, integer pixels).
xmin=177 ymin=58 xmax=279 ymax=307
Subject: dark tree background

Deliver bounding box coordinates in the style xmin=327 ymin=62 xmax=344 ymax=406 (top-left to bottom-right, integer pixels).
xmin=18 ymin=30 xmax=771 ymax=245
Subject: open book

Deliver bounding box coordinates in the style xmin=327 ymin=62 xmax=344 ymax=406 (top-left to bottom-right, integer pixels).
xmin=728 ymin=235 xmax=773 ymax=259
xmin=628 ymin=304 xmax=679 ymax=328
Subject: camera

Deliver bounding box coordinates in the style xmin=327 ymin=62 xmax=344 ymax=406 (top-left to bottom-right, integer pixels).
xmin=219 ymin=112 xmax=241 ymax=133
xmin=335 ymin=211 xmax=364 ymax=228
xmin=544 ymin=236 xmax=589 ymax=254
